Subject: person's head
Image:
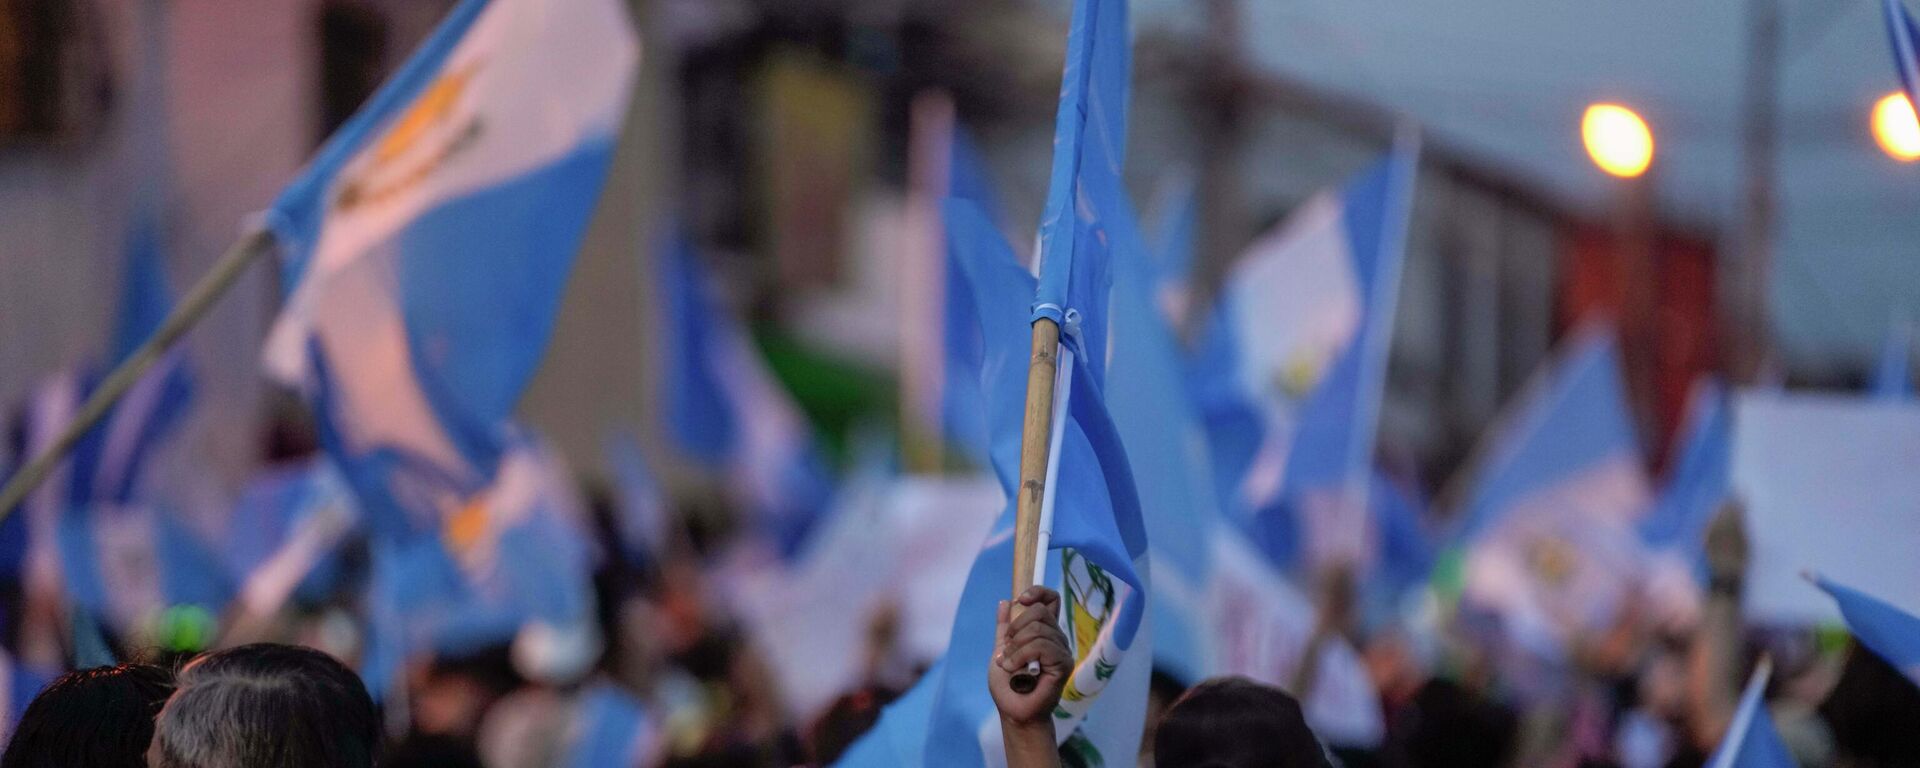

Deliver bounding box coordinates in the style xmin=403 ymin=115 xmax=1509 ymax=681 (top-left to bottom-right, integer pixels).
xmin=1388 ymin=677 xmax=1518 ymax=768
xmin=149 ymin=643 xmax=378 ymax=768
xmin=1151 ymin=677 xmax=1330 ymax=768
xmin=1 ymin=664 xmax=173 ymax=768
xmin=1819 ymin=643 xmax=1920 ymax=767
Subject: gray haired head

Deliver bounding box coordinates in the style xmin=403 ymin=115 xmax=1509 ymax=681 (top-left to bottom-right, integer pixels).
xmin=150 ymin=643 xmax=378 ymax=768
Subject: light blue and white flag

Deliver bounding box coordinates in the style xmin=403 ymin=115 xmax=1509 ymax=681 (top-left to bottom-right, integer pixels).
xmin=226 ymin=459 xmax=360 ymax=617
xmin=1637 ymin=378 xmax=1731 ymax=582
xmin=1144 ymin=173 xmax=1197 ymax=327
xmin=1190 ymin=142 xmax=1419 ymax=576
xmin=600 ymin=431 xmax=671 ymax=570
xmin=1885 ymin=0 xmax=1920 ymax=117
xmin=56 ymin=501 xmax=233 ymax=638
xmin=926 ymin=126 xmax=1004 ymax=466
xmin=1814 ymin=574 xmax=1920 ymax=687
xmin=845 ymin=0 xmax=1152 ymax=756
xmin=559 ymin=681 xmax=658 ymax=768
xmin=361 ymin=431 xmax=599 ymax=697
xmin=658 ymin=234 xmax=834 ymax=559
xmin=1704 ymin=661 xmax=1795 ymax=768
xmin=261 ymin=0 xmax=638 ymax=542
xmin=13 ymin=208 xmax=198 ymax=621
xmin=1872 ymin=318 xmax=1913 ymax=400
xmin=1454 ymin=327 xmax=1654 ymax=664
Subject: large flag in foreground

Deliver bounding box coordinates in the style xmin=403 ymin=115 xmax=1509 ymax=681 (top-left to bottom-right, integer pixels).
xmin=260 ymin=0 xmax=638 ymax=542
xmin=658 ymin=234 xmax=833 ymax=559
xmin=844 ymin=0 xmax=1150 ymax=762
xmin=1190 ymin=143 xmax=1419 ymax=575
xmin=1814 ymin=575 xmax=1920 ymax=687
xmin=1453 ymin=327 xmax=1654 ymax=667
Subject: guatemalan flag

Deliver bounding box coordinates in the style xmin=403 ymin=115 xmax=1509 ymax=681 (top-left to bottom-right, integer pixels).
xmin=841 ymin=0 xmax=1151 ymax=763
xmin=905 ymin=117 xmax=1004 ymax=468
xmin=360 ymin=431 xmax=599 ymax=700
xmin=1107 ymin=179 xmax=1385 ymax=747
xmin=1637 ymin=377 xmax=1731 ymax=581
xmin=658 ymin=234 xmax=834 ymax=560
xmin=600 ymin=431 xmax=672 ymax=570
xmin=1704 ymin=661 xmax=1795 ymax=768
xmin=260 ymin=0 xmax=638 ymax=543
xmin=1144 ymin=174 xmax=1197 ymax=327
xmin=224 ymin=458 xmax=359 ymax=618
xmin=16 ymin=209 xmax=202 ymax=634
xmin=1452 ymin=327 xmax=1655 ymax=671
xmin=1814 ymin=575 xmax=1920 ymax=687
xmin=1190 ymin=141 xmax=1419 ymax=578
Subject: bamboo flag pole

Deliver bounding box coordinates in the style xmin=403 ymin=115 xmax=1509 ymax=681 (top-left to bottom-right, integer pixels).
xmin=0 ymin=228 xmax=275 ymax=519
xmin=1007 ymin=316 xmax=1064 ymax=693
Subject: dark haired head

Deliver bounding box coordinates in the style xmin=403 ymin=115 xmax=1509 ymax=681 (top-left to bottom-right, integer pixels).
xmin=1819 ymin=642 xmax=1920 ymax=766
xmin=1 ymin=664 xmax=174 ymax=768
xmin=150 ymin=643 xmax=378 ymax=768
xmin=1152 ymin=676 xmax=1330 ymax=768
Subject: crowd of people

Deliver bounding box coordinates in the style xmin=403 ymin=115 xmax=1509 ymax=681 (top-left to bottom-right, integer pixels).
xmin=0 ymin=454 xmax=1915 ymax=768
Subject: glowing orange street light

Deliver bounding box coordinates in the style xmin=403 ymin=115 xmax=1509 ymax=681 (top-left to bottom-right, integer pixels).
xmin=1872 ymin=91 xmax=1920 ymax=162
xmin=1582 ymin=103 xmax=1654 ymax=178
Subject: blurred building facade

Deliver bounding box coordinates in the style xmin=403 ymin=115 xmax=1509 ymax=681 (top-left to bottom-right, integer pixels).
xmin=0 ymin=0 xmax=1718 ymax=506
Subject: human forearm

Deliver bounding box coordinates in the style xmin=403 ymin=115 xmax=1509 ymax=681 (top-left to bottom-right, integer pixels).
xmin=1000 ymin=718 xmax=1061 ymax=768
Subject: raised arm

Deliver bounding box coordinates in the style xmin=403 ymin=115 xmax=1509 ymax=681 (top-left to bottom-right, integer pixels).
xmin=1687 ymin=500 xmax=1749 ymax=749
xmin=990 ymin=586 xmax=1072 ymax=768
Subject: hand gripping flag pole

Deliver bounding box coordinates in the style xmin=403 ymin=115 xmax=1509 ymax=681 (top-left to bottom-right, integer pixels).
xmin=1009 ymin=308 xmax=1077 ymax=694
xmin=0 ymin=229 xmax=274 ymax=518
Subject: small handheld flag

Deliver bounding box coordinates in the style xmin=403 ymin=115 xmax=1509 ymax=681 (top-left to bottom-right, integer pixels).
xmin=1704 ymin=660 xmax=1795 ymax=768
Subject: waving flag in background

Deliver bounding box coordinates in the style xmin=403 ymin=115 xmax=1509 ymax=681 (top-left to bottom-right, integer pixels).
xmin=7 ymin=204 xmax=201 ymax=639
xmin=600 ymin=431 xmax=672 ymax=570
xmin=261 ymin=0 xmax=638 ymax=543
xmin=1143 ymin=173 xmax=1198 ymax=327
xmin=257 ymin=0 xmax=634 ymax=694
xmin=1107 ymin=193 xmax=1385 ymax=746
xmin=225 ymin=459 xmax=360 ymax=618
xmin=1872 ymin=318 xmax=1913 ymax=400
xmin=361 ymin=432 xmax=598 ymax=700
xmin=1450 ymin=327 xmax=1658 ymax=674
xmin=936 ymin=128 xmax=1005 ymax=467
xmin=56 ymin=500 xmax=233 ymax=639
xmin=1704 ymin=661 xmax=1795 ymax=768
xmin=658 ymin=234 xmax=834 ymax=559
xmin=1637 ymin=378 xmax=1731 ymax=580
xmin=1814 ymin=575 xmax=1920 ymax=687
xmin=559 ymin=682 xmax=658 ymax=768
xmin=1189 ymin=141 xmax=1421 ymax=582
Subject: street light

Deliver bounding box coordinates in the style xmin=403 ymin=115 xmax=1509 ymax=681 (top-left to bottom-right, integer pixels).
xmin=1582 ymin=103 xmax=1655 ymax=178
xmin=1872 ymin=91 xmax=1920 ymax=162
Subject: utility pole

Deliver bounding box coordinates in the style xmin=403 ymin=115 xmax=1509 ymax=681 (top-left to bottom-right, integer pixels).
xmin=1189 ymin=0 xmax=1249 ymax=338
xmin=1736 ymin=0 xmax=1780 ymax=383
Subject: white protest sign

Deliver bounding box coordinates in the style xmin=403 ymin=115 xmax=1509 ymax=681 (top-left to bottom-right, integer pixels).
xmin=1732 ymin=392 xmax=1920 ymax=625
